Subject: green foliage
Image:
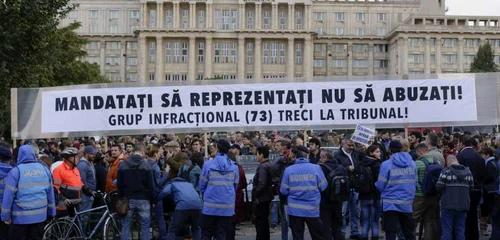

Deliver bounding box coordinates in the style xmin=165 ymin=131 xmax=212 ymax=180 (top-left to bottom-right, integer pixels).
xmin=0 ymin=0 xmax=107 ymax=138
xmin=470 ymin=42 xmax=499 ymax=73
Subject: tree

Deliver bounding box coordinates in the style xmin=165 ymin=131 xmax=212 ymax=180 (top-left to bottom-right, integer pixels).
xmin=0 ymin=0 xmax=106 ymax=138
xmin=470 ymin=42 xmax=499 ymax=73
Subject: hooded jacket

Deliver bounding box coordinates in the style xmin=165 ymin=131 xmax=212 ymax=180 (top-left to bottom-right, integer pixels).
xmin=1 ymin=145 xmax=56 ymax=224
xmin=0 ymin=161 xmax=13 ymax=209
xmin=375 ymin=152 xmax=417 ymax=213
xmin=199 ymin=153 xmax=239 ymax=216
xmin=158 ymin=177 xmax=202 ymax=210
xmin=147 ymin=159 xmax=168 ymax=199
xmin=77 ymin=157 xmax=96 ymax=203
xmin=117 ymin=154 xmax=155 ymax=202
xmin=436 ymin=164 xmax=474 ymax=211
xmin=358 ymin=156 xmax=381 ymax=200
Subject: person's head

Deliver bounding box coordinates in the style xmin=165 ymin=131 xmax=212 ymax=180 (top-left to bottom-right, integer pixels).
xmin=125 ymin=142 xmax=134 ymax=153
xmin=400 ymin=138 xmax=410 ymax=152
xmin=133 ymin=143 xmax=146 ymax=157
xmin=165 ymin=141 xmax=180 ymax=154
xmin=217 ymin=139 xmax=230 ymax=154
xmin=230 ymin=144 xmax=241 ymax=156
xmin=83 ymin=145 xmax=98 ymax=162
xmin=110 ymin=144 xmax=122 ymax=158
xmin=242 ymin=135 xmax=251 ymax=145
xmin=446 ymin=154 xmax=459 ymax=166
xmin=426 ymin=132 xmax=439 ymax=148
xmin=30 ymin=143 xmax=40 ymax=160
xmin=274 ymin=140 xmax=286 ymax=154
xmin=366 ymin=145 xmax=381 ymax=160
xmin=291 ymin=145 xmax=309 ymax=160
xmin=147 ymin=144 xmax=160 ymax=160
xmin=60 ymin=147 xmax=79 ymax=167
xmin=119 ymin=142 xmax=125 ymax=152
xmin=48 ymin=142 xmax=58 ymax=153
xmin=309 ymin=138 xmax=321 ymax=152
xmin=294 ymin=136 xmax=304 ymax=146
xmin=461 ymin=134 xmax=475 ymax=148
xmin=191 ymin=139 xmax=202 ymax=152
xmin=0 ymin=147 xmax=12 ymax=163
xmin=415 ymin=143 xmax=429 ymax=158
xmin=256 ymin=146 xmax=270 ymax=162
xmin=423 ymin=129 xmax=432 ymax=136
xmin=389 ymin=140 xmax=403 ymax=154
xmin=39 ymin=154 xmax=51 ymax=168
xmin=409 ymin=131 xmax=422 ymax=145
xmin=341 ymin=136 xmax=355 ymax=153
xmin=319 ymin=149 xmax=333 ymax=163
xmin=480 ymin=147 xmax=495 ymax=159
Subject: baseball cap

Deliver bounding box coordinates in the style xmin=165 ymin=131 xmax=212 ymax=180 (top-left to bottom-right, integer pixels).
xmin=84 ymin=146 xmax=98 ymax=155
xmin=217 ymin=139 xmax=231 ymax=149
xmin=230 ymin=144 xmax=241 ymax=150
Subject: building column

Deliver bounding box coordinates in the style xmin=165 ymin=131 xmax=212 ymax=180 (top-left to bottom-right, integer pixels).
xmin=139 ymin=36 xmax=147 ymax=82
xmin=157 ymin=3 xmax=163 ymax=28
xmin=99 ymin=41 xmax=106 ymax=73
xmin=436 ymin=37 xmax=442 ymax=73
xmin=288 ymin=4 xmax=295 ymax=30
xmin=188 ymin=37 xmax=196 ymax=81
xmin=206 ymin=3 xmax=212 ymax=29
xmin=205 ymin=37 xmax=213 ymax=78
xmin=156 ymin=36 xmax=164 ymax=81
xmin=189 ymin=2 xmax=196 ymax=29
xmin=305 ymin=4 xmax=312 ymax=30
xmin=287 ymin=38 xmax=295 ymax=78
xmin=239 ymin=4 xmax=245 ymax=30
xmin=389 ymin=43 xmax=397 ymax=75
xmin=255 ymin=3 xmax=262 ymax=30
xmin=368 ymin=43 xmax=374 ymax=76
xmin=458 ymin=37 xmax=464 ymax=73
xmin=173 ymin=2 xmax=179 ymax=29
xmin=254 ymin=37 xmax=262 ymax=79
xmin=424 ymin=37 xmax=431 ymax=74
xmin=238 ymin=37 xmax=245 ymax=80
xmin=120 ymin=40 xmax=127 ymax=81
xmin=303 ymin=36 xmax=313 ymax=79
xmin=141 ymin=3 xmax=147 ymax=28
xmin=402 ymin=37 xmax=409 ymax=75
xmin=347 ymin=42 xmax=353 ymax=76
xmin=272 ymin=3 xmax=278 ymax=30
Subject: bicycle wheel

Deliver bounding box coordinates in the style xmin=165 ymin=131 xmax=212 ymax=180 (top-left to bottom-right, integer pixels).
xmin=103 ymin=213 xmax=123 ymax=240
xmin=43 ymin=218 xmax=83 ymax=240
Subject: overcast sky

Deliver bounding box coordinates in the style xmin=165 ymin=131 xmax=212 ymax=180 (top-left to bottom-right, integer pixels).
xmin=446 ymin=0 xmax=500 ymax=16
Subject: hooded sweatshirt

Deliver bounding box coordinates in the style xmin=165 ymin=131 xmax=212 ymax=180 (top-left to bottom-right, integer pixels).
xmin=117 ymin=154 xmax=155 ymax=202
xmin=436 ymin=164 xmax=474 ymax=211
xmin=199 ymin=153 xmax=239 ymax=216
xmin=375 ymin=152 xmax=417 ymax=213
xmin=158 ymin=177 xmax=202 ymax=210
xmin=0 ymin=161 xmax=13 ymax=209
xmin=1 ymin=145 xmax=56 ymax=224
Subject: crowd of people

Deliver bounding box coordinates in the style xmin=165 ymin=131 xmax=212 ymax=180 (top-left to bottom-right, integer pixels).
xmin=0 ymin=129 xmax=498 ymax=240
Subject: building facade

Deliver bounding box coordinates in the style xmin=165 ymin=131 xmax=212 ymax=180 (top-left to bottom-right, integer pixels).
xmin=62 ymin=0 xmax=500 ymax=82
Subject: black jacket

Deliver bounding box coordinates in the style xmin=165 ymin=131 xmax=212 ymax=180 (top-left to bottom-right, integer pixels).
xmin=457 ymin=147 xmax=485 ymax=191
xmin=117 ymin=154 xmax=155 ymax=202
xmin=358 ymin=156 xmax=381 ymax=200
xmin=483 ymin=157 xmax=499 ymax=193
xmin=333 ymin=147 xmax=363 ymax=170
xmin=309 ymin=151 xmax=320 ymax=164
xmin=253 ymin=159 xmax=274 ymax=203
xmin=94 ymin=161 xmax=107 ymax=194
xmin=319 ymin=160 xmax=344 ymax=209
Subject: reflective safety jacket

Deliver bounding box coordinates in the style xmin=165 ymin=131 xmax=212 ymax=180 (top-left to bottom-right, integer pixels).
xmin=53 ymin=161 xmax=84 ymax=208
xmin=280 ymin=158 xmax=327 ymax=218
xmin=199 ymin=153 xmax=239 ymax=216
xmin=1 ymin=145 xmax=56 ymax=224
xmin=0 ymin=162 xmax=13 ymax=209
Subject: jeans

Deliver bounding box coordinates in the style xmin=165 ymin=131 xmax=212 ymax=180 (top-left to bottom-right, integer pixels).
xmin=360 ymin=199 xmax=381 ymax=238
xmin=441 ymin=209 xmax=466 ymax=240
xmin=270 ymin=201 xmax=279 ymax=227
xmin=342 ymin=191 xmax=360 ymax=236
xmin=167 ymin=209 xmax=201 ymax=240
xmin=201 ymin=214 xmax=232 ymax=240
xmin=280 ymin=203 xmax=289 ymax=240
xmin=121 ymin=199 xmax=151 ymax=240
xmin=78 ymin=200 xmax=93 ymax=233
xmin=153 ymin=200 xmax=167 ymax=240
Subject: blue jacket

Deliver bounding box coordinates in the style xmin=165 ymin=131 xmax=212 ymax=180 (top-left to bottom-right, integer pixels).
xmin=77 ymin=157 xmax=96 ymax=203
xmin=147 ymin=159 xmax=168 ymax=200
xmin=280 ymin=158 xmax=327 ymax=217
xmin=199 ymin=153 xmax=239 ymax=216
xmin=375 ymin=152 xmax=417 ymax=213
xmin=158 ymin=177 xmax=202 ymax=210
xmin=1 ymin=145 xmax=56 ymax=224
xmin=0 ymin=162 xmax=13 ymax=209
xmin=179 ymin=163 xmax=201 ymax=192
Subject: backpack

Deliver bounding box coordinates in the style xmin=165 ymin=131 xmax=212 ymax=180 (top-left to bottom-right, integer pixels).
xmin=321 ymin=164 xmax=350 ymax=202
xmin=179 ymin=164 xmax=196 ymax=183
xmin=419 ymin=158 xmax=443 ymax=196
xmin=353 ymin=164 xmax=374 ymax=194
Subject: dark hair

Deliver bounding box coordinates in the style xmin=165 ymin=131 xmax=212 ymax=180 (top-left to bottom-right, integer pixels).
xmin=125 ymin=142 xmax=134 ymax=148
xmin=308 ymin=138 xmax=321 ymax=148
xmin=410 ymin=131 xmax=422 ymax=141
xmin=389 ymin=147 xmax=402 ymax=154
xmin=423 ymin=129 xmax=432 ymax=136
xmin=366 ymin=145 xmax=380 ymax=157
xmin=190 ymin=152 xmax=204 ymax=168
xmin=415 ymin=143 xmax=428 ymax=152
xmin=134 ymin=143 xmax=145 ymax=152
xmin=243 ymin=134 xmax=251 ymax=140
xmin=147 ymin=144 xmax=159 ymax=158
xmin=217 ymin=143 xmax=229 ymax=154
xmin=191 ymin=139 xmax=202 ymax=147
xmin=447 ymin=142 xmax=455 ymax=149
xmin=111 ymin=144 xmax=122 ymax=151
xmin=480 ymin=147 xmax=494 ymax=157
xmin=427 ymin=133 xmax=439 ymax=147
xmin=461 ymin=134 xmax=475 ymax=147
xmin=257 ymin=146 xmax=270 ymax=159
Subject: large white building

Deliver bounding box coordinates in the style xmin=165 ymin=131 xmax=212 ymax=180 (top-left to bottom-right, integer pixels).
xmin=62 ymin=0 xmax=500 ymax=82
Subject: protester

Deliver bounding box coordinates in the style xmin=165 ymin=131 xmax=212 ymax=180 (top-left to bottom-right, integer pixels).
xmin=280 ymin=145 xmax=327 ymax=240
xmin=52 ymin=147 xmax=84 ymax=214
xmin=359 ymin=145 xmax=382 ymax=240
xmin=408 ymin=132 xmax=423 ymax=160
xmin=179 ymin=152 xmax=202 ymax=192
xmin=106 ymin=144 xmax=126 ymax=193
xmin=77 ymin=145 xmax=98 ymax=232
xmin=271 ymin=139 xmax=292 ymax=240
xmin=252 ymin=146 xmax=274 ymax=240
xmin=480 ymin=147 xmax=499 ymax=236
xmin=0 ymin=147 xmax=13 ymax=239
xmin=308 ymin=138 xmax=321 ymax=164
xmin=426 ymin=132 xmax=445 ymax=166
xmin=146 ymin=144 xmax=168 ymax=240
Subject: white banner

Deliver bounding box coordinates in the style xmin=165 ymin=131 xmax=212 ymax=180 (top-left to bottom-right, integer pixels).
xmin=40 ymin=79 xmax=477 ymax=133
xmin=351 ymin=124 xmax=376 ymax=146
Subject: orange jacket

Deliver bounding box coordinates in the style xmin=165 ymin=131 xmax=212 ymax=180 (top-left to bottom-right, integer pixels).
xmin=53 ymin=161 xmax=84 ymax=208
xmin=106 ymin=154 xmax=126 ymax=193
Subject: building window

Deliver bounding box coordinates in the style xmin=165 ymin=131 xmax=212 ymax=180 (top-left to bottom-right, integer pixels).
xmin=279 ymin=43 xmax=285 ymax=64
xmin=182 ymin=9 xmax=189 ymax=29
xmin=165 ymin=10 xmax=173 ymax=28
xmin=313 ymin=59 xmax=326 ymax=67
xmin=90 ymin=10 xmax=99 ymax=19
xmin=166 ymin=74 xmax=171 ymax=81
xmin=332 ymin=43 xmax=347 ymax=52
xmin=149 ymin=73 xmax=155 ymax=81
xmin=222 ymin=42 xmax=229 ymax=63
xmin=215 ymin=10 xmax=221 ymax=29
xmin=198 ymin=42 xmax=205 ymax=63
xmin=181 ymin=74 xmax=187 ymax=81
xmin=315 ymin=12 xmax=325 ymax=22
xmin=397 ymin=13 xmax=403 ymax=22
xmin=263 ymin=43 xmax=269 ymax=63
xmin=374 ymin=44 xmax=387 ymax=52
xmin=231 ymin=9 xmax=237 ymax=29
xmin=149 ymin=42 xmax=156 ymax=62
xmin=106 ymin=72 xmax=120 ymax=81
xmin=408 ymin=38 xmax=424 ymax=47
xmin=270 ymin=43 xmax=278 ymax=64
xmin=126 ymin=57 xmax=137 ymax=66
xmin=231 ymin=42 xmax=237 ymax=63
xmin=106 ymin=57 xmax=120 ymax=65
xmin=126 ymin=73 xmax=137 ymax=82
xmin=442 ymin=38 xmax=457 ymax=47
xmin=335 ymin=12 xmax=345 ymax=22
xmin=131 ymin=10 xmax=140 ymax=19
xmin=443 ymin=54 xmax=457 ymax=64
xmin=197 ymin=74 xmax=204 ymax=80
xmin=352 ymin=44 xmax=368 ymax=52
xmin=280 ymin=11 xmax=287 ymax=29
xmin=87 ymin=41 xmax=100 ymax=50
xmin=357 ymin=28 xmax=365 ymax=36
xmin=181 ymin=42 xmax=188 ymax=63
xmin=173 ymin=42 xmax=180 ymax=62
xmin=246 ymin=74 xmax=253 ymax=79
xmin=464 ymin=55 xmax=475 ymax=64
xmin=127 ymin=41 xmax=138 ymax=50
xmin=109 ymin=10 xmax=119 ymax=19
xmin=377 ymin=13 xmax=386 ymax=22
xmin=295 ymin=11 xmax=303 ymax=29
xmin=296 ymin=43 xmax=302 ymax=64
xmin=247 ymin=10 xmax=254 ymax=29
xmin=69 ymin=11 xmax=78 ymax=19
xmin=336 ymin=28 xmax=344 ymax=36
xmin=198 ymin=10 xmax=205 ymax=28
xmin=109 ymin=25 xmax=119 ymax=33
xmin=215 ymin=42 xmax=220 ymax=63
xmin=222 ymin=10 xmax=230 ymax=30
xmin=173 ymin=74 xmax=180 ymax=81
xmin=430 ymin=38 xmax=437 ymax=47
xmin=165 ymin=42 xmax=172 ymax=62
xmin=149 ymin=10 xmax=157 ymax=28
xmin=247 ymin=42 xmax=253 ymax=63
xmin=494 ymin=56 xmax=500 ymax=64
xmin=263 ymin=10 xmax=270 ymax=29
xmin=375 ymin=60 xmax=389 ymax=68
xmin=89 ymin=25 xmax=98 ymax=33
xmin=353 ymin=59 xmax=368 ymax=68
xmin=408 ymin=54 xmax=424 ymax=63
xmin=465 ymin=39 xmax=480 ymax=47
xmin=105 ymin=41 xmax=121 ymax=49
xmin=356 ymin=13 xmax=365 ymax=22
xmin=376 ymin=28 xmax=386 ymax=36
xmin=314 ymin=43 xmax=327 ymax=52
xmin=431 ymin=54 xmax=436 ymax=64
xmin=316 ymin=27 xmax=324 ymax=35
xmin=332 ymin=59 xmax=345 ymax=68
xmin=488 ymin=39 xmax=500 ymax=47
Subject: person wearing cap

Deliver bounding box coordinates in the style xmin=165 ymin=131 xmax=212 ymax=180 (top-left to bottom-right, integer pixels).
xmin=52 ymin=147 xmax=84 ymax=215
xmin=280 ymin=145 xmax=327 ymax=240
xmin=375 ymin=141 xmax=417 ymax=240
xmin=0 ymin=146 xmax=13 ymax=239
xmin=165 ymin=140 xmax=181 ymax=159
xmin=1 ymin=145 xmax=56 ymax=239
xmin=77 ymin=145 xmax=98 ymax=232
xmin=199 ymin=139 xmax=239 ymax=240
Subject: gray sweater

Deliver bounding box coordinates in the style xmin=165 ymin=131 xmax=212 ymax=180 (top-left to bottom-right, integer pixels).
xmin=436 ymin=164 xmax=474 ymax=211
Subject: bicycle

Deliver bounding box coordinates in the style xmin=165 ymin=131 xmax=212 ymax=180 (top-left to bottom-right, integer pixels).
xmin=43 ymin=191 xmax=126 ymax=240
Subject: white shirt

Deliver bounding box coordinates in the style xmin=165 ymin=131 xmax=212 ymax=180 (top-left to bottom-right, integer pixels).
xmin=342 ymin=148 xmax=354 ymax=166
